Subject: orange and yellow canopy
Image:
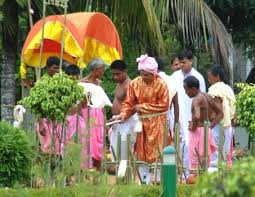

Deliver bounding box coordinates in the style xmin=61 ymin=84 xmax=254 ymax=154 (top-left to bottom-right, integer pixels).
xmin=20 ymin=12 xmax=122 ymax=79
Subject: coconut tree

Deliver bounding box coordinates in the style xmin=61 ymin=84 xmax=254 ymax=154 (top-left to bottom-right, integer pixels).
xmin=30 ymin=0 xmax=233 ymax=64
xmin=65 ymin=1 xmax=233 ymax=78
xmin=0 ymin=0 xmax=234 ymax=121
xmin=0 ymin=0 xmax=27 ymax=123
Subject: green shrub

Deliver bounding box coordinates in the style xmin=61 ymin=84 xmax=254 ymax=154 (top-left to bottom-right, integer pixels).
xmin=192 ymin=157 xmax=255 ymax=197
xmin=0 ymin=122 xmax=32 ymax=187
xmin=236 ymin=83 xmax=255 ymax=139
xmin=20 ymin=72 xmax=84 ymax=122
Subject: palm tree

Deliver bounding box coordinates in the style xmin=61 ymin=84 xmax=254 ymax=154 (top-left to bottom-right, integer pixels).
xmin=0 ymin=0 xmax=234 ymax=122
xmin=0 ymin=0 xmax=26 ymax=123
xmin=170 ymin=0 xmax=233 ymax=84
xmin=31 ymin=0 xmax=233 ymax=81
xmin=6 ymin=0 xmax=237 ymax=63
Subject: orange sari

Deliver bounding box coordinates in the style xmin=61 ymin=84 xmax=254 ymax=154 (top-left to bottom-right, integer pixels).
xmin=120 ymin=76 xmax=169 ymax=162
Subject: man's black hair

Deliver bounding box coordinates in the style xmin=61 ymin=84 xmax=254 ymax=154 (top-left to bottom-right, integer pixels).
xmin=208 ymin=64 xmax=227 ymax=83
xmin=178 ymin=49 xmax=193 ymax=60
xmin=110 ymin=60 xmax=127 ymax=71
xmin=184 ymin=76 xmax=200 ymax=89
xmin=64 ymin=64 xmax=80 ymax=76
xmin=170 ymin=53 xmax=178 ymax=65
xmin=155 ymin=57 xmax=164 ymax=71
xmin=46 ymin=56 xmax=60 ymax=68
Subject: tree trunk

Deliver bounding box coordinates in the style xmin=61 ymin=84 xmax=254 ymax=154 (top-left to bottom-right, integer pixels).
xmin=1 ymin=46 xmax=17 ymax=123
xmin=1 ymin=2 xmax=18 ymax=123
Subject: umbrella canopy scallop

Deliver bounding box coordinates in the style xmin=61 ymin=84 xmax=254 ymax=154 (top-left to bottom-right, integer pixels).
xmin=20 ymin=12 xmax=122 ymax=79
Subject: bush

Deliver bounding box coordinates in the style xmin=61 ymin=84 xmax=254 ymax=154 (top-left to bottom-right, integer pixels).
xmin=192 ymin=157 xmax=255 ymax=197
xmin=236 ymin=83 xmax=255 ymax=139
xmin=0 ymin=122 xmax=32 ymax=187
xmin=20 ymin=73 xmax=84 ymax=122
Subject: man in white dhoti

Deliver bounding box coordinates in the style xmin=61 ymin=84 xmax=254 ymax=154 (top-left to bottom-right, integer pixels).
xmin=109 ymin=60 xmax=138 ymax=160
xmin=171 ymin=49 xmax=206 ymax=176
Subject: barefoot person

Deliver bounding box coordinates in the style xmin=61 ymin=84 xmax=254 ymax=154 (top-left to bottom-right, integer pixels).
xmin=109 ymin=60 xmax=138 ymax=160
xmin=80 ymin=58 xmax=112 ymax=170
xmin=207 ymin=65 xmax=236 ymax=168
xmin=183 ymin=76 xmax=223 ymax=183
xmin=37 ymin=56 xmax=61 ymax=154
xmin=171 ymin=49 xmax=206 ymax=176
xmin=113 ymin=54 xmax=169 ymax=182
xmin=37 ymin=63 xmax=83 ymax=155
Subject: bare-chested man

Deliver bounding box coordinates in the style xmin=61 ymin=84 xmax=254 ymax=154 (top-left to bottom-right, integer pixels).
xmin=111 ymin=61 xmax=130 ymax=115
xmin=109 ymin=60 xmax=138 ymax=160
xmin=183 ymin=76 xmax=223 ymax=184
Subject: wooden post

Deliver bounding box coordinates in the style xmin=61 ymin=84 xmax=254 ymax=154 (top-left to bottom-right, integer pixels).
xmin=86 ymin=107 xmax=91 ymax=168
xmin=101 ymin=109 xmax=107 ymax=174
xmin=203 ymin=121 xmax=209 ymax=173
xmin=163 ymin=121 xmax=168 ymax=148
xmin=116 ymin=132 xmax=121 ymax=184
xmin=133 ymin=153 xmax=137 ymax=183
xmin=74 ymin=107 xmax=80 ymax=144
xmin=117 ymin=132 xmax=121 ymax=161
xmin=180 ymin=150 xmax=183 ymax=184
xmin=218 ymin=123 xmax=224 ymax=168
xmin=251 ymin=140 xmax=255 ymax=156
xmin=196 ymin=153 xmax=199 ymax=177
xmin=174 ymin=123 xmax=180 ymax=183
xmin=126 ymin=134 xmax=132 ymax=183
xmin=154 ymin=151 xmax=158 ymax=185
xmin=157 ymin=144 xmax=162 ymax=185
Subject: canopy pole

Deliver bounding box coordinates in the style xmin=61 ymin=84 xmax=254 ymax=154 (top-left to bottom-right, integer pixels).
xmin=37 ymin=0 xmax=47 ymax=81
xmin=59 ymin=0 xmax=68 ymax=71
xmin=27 ymin=0 xmax=33 ymax=29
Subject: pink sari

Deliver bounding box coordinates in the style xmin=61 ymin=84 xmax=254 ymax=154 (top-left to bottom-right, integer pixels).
xmin=36 ymin=115 xmax=85 ymax=155
xmin=188 ymin=127 xmax=216 ymax=170
xmin=80 ymin=107 xmax=104 ymax=168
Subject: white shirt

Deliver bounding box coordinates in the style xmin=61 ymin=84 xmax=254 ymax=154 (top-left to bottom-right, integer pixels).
xmin=158 ymin=71 xmax=177 ymax=104
xmin=78 ymin=82 xmax=112 ymax=108
xmin=171 ymin=68 xmax=206 ymax=144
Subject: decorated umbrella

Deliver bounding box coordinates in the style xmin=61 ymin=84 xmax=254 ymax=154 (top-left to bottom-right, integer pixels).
xmin=20 ymin=12 xmax=122 ymax=79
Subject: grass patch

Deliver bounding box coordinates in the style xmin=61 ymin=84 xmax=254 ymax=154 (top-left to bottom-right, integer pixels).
xmin=0 ymin=184 xmax=193 ymax=197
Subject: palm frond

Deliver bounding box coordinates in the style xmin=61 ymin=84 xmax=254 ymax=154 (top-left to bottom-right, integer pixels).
xmin=16 ymin=0 xmax=27 ymax=7
xmin=170 ymin=0 xmax=234 ymax=84
xmin=142 ymin=0 xmax=166 ymax=54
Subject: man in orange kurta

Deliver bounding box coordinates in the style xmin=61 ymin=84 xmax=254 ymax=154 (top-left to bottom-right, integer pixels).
xmin=115 ymin=54 xmax=169 ymax=163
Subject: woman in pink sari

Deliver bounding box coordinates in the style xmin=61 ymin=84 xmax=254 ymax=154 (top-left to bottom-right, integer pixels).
xmin=37 ymin=63 xmax=84 ymax=156
xmin=80 ymin=58 xmax=112 ymax=170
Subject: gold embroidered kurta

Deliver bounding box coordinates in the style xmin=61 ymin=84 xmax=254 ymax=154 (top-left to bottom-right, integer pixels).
xmin=120 ymin=76 xmax=169 ymax=163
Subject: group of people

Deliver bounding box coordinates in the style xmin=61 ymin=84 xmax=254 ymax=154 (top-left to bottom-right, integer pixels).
xmin=36 ymin=48 xmax=236 ymax=184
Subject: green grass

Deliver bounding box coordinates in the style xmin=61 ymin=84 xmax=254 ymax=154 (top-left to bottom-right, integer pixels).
xmin=0 ymin=184 xmax=193 ymax=197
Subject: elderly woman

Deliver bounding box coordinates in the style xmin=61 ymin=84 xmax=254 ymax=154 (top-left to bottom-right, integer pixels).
xmin=81 ymin=58 xmax=105 ymax=85
xmin=80 ymin=58 xmax=112 ymax=170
